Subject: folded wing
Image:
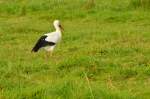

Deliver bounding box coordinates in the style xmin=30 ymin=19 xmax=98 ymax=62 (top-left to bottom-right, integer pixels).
xmin=31 ymin=35 xmax=55 ymax=52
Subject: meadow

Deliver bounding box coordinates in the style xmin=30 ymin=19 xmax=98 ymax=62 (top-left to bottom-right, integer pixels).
xmin=0 ymin=0 xmax=150 ymax=98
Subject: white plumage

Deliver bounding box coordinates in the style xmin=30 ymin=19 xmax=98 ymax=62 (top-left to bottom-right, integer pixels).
xmin=44 ymin=31 xmax=61 ymax=51
xmin=32 ymin=20 xmax=63 ymax=55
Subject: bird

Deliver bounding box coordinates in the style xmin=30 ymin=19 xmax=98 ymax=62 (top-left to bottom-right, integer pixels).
xmin=31 ymin=20 xmax=63 ymax=57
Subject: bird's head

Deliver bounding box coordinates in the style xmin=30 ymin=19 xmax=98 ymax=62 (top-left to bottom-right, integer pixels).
xmin=53 ymin=20 xmax=64 ymax=31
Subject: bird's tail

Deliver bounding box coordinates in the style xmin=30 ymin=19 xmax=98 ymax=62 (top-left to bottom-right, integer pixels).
xmin=31 ymin=46 xmax=40 ymax=52
xmin=31 ymin=40 xmax=42 ymax=52
xmin=31 ymin=35 xmax=47 ymax=52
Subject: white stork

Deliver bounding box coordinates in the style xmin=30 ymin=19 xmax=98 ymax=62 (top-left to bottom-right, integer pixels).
xmin=31 ymin=20 xmax=63 ymax=57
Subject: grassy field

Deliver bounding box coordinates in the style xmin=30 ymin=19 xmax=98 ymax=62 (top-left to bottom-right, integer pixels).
xmin=0 ymin=0 xmax=150 ymax=98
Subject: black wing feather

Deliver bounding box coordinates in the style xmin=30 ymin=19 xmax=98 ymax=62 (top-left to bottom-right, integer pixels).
xmin=31 ymin=35 xmax=55 ymax=52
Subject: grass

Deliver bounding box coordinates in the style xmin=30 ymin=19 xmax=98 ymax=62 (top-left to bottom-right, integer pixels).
xmin=130 ymin=0 xmax=150 ymax=9
xmin=0 ymin=0 xmax=150 ymax=98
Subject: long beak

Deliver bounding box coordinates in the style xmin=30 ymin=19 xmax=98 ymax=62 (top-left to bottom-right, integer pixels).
xmin=59 ymin=25 xmax=64 ymax=31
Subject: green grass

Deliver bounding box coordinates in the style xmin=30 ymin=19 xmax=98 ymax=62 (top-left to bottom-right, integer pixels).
xmin=0 ymin=0 xmax=150 ymax=99
xmin=130 ymin=0 xmax=150 ymax=9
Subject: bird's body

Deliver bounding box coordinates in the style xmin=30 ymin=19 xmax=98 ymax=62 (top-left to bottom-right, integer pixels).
xmin=43 ymin=31 xmax=62 ymax=51
xmin=32 ymin=20 xmax=63 ymax=55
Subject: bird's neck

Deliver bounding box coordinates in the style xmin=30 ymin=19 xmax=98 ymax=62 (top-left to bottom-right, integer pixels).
xmin=55 ymin=27 xmax=62 ymax=33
